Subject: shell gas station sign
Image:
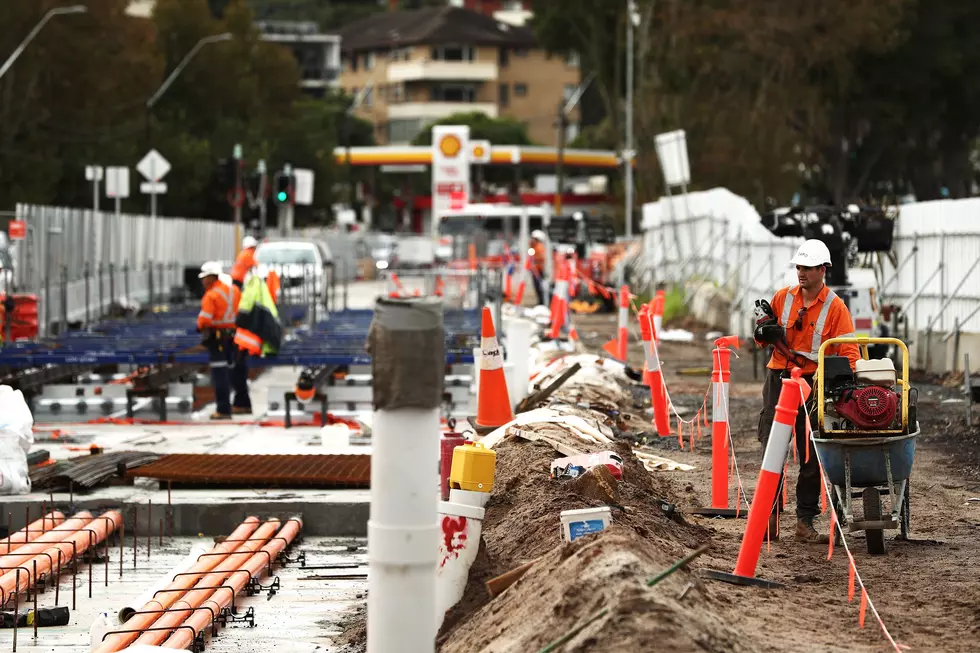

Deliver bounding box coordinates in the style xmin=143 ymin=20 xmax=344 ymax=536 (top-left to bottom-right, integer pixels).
xmin=431 ymin=125 xmax=470 ymax=230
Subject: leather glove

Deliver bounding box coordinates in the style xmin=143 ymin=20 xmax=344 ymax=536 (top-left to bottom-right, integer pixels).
xmin=753 ymin=299 xmax=785 ymax=345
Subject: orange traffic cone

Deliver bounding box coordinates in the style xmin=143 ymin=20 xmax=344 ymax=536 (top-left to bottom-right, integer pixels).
xmin=475 ymin=307 xmax=514 ymax=431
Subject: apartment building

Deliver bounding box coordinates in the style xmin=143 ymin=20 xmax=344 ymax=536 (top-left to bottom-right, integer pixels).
xmin=336 ymin=6 xmax=581 ymax=146
xmin=256 ymin=21 xmax=342 ymax=97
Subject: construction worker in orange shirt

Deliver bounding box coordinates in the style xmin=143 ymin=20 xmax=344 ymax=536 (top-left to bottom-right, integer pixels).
xmin=197 ymin=261 xmax=251 ymax=419
xmin=230 ymin=235 xmax=258 ymax=289
xmin=753 ymin=239 xmax=860 ymax=544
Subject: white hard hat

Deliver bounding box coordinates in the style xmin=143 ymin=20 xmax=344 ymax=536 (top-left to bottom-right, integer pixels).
xmin=242 ymin=235 xmax=258 ymax=249
xmin=198 ymin=261 xmax=223 ymax=278
xmin=789 ymin=239 xmax=832 ymax=267
xmin=531 ymin=229 xmax=547 ymax=241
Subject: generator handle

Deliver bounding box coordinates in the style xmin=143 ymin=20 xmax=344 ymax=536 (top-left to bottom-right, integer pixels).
xmin=816 ymin=337 xmax=910 ymax=432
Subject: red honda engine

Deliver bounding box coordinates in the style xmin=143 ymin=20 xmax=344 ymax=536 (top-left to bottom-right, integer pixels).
xmin=833 ymin=385 xmax=899 ymax=430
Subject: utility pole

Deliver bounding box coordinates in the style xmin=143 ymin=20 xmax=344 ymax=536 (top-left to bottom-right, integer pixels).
xmin=233 ymin=143 xmax=243 ymax=251
xmin=553 ymin=71 xmax=596 ymax=219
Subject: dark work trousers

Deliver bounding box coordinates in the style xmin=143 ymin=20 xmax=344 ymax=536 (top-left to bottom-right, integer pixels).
xmin=532 ymin=272 xmax=546 ymax=307
xmin=757 ymin=368 xmax=821 ymax=519
xmin=231 ymin=341 xmax=252 ymax=410
xmin=208 ymin=335 xmax=233 ymax=416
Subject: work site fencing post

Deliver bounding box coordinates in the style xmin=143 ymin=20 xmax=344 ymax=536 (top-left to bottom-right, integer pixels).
xmin=13 ymin=203 xmax=235 ymax=334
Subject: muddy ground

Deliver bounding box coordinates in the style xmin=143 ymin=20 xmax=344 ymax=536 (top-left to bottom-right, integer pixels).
xmin=338 ymin=311 xmax=980 ymax=652
xmin=573 ymin=311 xmax=980 ymax=652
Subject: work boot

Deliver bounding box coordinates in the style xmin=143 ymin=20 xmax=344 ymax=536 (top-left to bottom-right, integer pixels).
xmin=210 ymin=412 xmax=232 ymax=421
xmin=232 ymin=406 xmax=252 ymax=415
xmin=794 ymin=517 xmax=830 ymax=544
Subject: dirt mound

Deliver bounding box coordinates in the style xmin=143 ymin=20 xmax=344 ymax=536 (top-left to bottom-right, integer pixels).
xmin=439 ymin=527 xmax=752 ymax=653
xmin=434 ymin=436 xmax=712 ymax=648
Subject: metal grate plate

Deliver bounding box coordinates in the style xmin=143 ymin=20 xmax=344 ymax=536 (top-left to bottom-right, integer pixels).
xmin=126 ymin=453 xmax=371 ymax=488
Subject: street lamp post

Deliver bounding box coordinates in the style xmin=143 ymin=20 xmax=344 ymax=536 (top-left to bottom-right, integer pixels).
xmin=625 ymin=0 xmax=640 ymax=240
xmin=144 ymin=32 xmax=233 ymax=147
xmin=0 ymin=5 xmax=87 ymax=82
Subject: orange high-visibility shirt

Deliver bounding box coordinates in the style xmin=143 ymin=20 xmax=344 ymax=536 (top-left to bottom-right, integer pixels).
xmin=766 ymin=284 xmax=860 ymax=375
xmin=230 ymin=247 xmax=256 ymax=284
xmin=531 ymin=242 xmax=546 ymax=274
xmin=198 ymin=280 xmax=237 ymax=330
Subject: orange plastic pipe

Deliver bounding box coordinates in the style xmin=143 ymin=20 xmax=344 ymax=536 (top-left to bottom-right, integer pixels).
xmin=92 ymin=516 xmax=262 ymax=653
xmin=162 ymin=517 xmax=303 ymax=650
xmin=0 ymin=510 xmax=121 ymax=600
xmin=129 ymin=518 xmax=283 ymax=648
xmin=0 ymin=511 xmax=94 ymax=572
xmin=0 ymin=512 xmax=66 ymax=553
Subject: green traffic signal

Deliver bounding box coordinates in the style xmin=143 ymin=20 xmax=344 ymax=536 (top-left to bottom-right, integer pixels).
xmin=277 ymin=191 xmax=288 ymax=202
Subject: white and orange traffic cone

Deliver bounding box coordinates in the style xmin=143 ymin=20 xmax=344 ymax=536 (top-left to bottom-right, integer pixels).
xmin=548 ymin=261 xmax=568 ymax=339
xmin=703 ymin=367 xmax=809 ymax=588
xmin=602 ymin=285 xmax=630 ymax=361
xmin=513 ymin=256 xmax=532 ymax=306
xmin=473 ymin=307 xmax=514 ymax=432
xmin=693 ymin=335 xmax=742 ymax=518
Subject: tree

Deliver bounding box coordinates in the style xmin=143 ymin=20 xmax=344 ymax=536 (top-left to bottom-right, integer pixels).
xmin=410 ymin=112 xmax=533 ymax=146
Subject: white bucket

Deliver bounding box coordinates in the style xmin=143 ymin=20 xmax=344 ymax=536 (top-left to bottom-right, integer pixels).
xmin=560 ymin=507 xmax=612 ymax=542
xmin=436 ymin=498 xmax=485 ymax=630
xmin=320 ymin=423 xmax=351 ymax=449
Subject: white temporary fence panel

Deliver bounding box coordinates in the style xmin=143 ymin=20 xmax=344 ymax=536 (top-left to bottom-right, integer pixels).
xmin=14 ymin=203 xmax=235 ymax=331
xmin=640 ymin=188 xmax=980 ymax=337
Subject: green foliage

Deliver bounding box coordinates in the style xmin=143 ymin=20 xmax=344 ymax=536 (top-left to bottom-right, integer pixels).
xmin=410 ymin=112 xmax=534 ymax=147
xmin=0 ymin=0 xmax=375 ymax=224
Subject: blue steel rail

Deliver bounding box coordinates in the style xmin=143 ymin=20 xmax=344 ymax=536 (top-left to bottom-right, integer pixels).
xmin=0 ymin=308 xmax=479 ymax=367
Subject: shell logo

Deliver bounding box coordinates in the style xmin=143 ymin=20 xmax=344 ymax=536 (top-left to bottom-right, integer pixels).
xmin=439 ymin=134 xmax=462 ymax=158
xmin=472 ymin=144 xmax=486 ymax=159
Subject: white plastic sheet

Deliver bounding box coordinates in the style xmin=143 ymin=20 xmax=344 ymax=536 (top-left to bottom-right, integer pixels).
xmin=0 ymin=385 xmax=35 ymax=495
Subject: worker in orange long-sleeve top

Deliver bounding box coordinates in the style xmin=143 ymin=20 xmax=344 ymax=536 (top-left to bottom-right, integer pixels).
xmin=753 ymin=239 xmax=860 ymax=544
xmin=230 ymin=235 xmax=258 ymax=289
xmin=197 ymin=261 xmax=251 ymax=419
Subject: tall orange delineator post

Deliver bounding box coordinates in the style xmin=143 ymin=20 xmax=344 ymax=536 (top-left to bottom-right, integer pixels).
xmin=548 ymin=261 xmax=569 ymax=339
xmin=653 ymin=290 xmax=666 ymax=344
xmin=693 ymin=335 xmax=743 ymax=518
xmin=704 ymin=367 xmax=809 ymax=588
xmin=513 ymin=256 xmax=531 ymax=305
xmin=617 ymin=285 xmax=629 ymax=361
xmin=639 ymin=307 xmax=671 ymax=437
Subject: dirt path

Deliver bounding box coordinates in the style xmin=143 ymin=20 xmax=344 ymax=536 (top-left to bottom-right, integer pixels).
xmin=575 ymin=312 xmax=980 ymax=652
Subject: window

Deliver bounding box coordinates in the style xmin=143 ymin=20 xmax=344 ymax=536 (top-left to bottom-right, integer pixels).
xmin=513 ymin=48 xmax=528 ymax=57
xmin=498 ymin=47 xmax=509 ymax=68
xmin=350 ymin=54 xmax=358 ymax=72
xmin=515 ymin=83 xmax=527 ymax=97
xmin=499 ymin=83 xmax=509 ymax=108
xmin=363 ymin=87 xmax=373 ymax=107
xmin=365 ymin=52 xmax=375 ymax=70
xmin=431 ymin=45 xmax=474 ymax=62
xmin=431 ymin=84 xmax=476 ymax=102
xmin=565 ymin=51 xmax=580 ymax=67
xmin=388 ymin=119 xmax=425 ymax=144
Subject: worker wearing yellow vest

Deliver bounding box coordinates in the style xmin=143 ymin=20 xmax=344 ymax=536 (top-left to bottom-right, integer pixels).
xmin=198 ymin=261 xmax=251 ymax=419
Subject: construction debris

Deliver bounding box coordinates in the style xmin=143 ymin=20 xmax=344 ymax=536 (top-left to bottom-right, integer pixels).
xmin=29 ymin=451 xmax=161 ymax=491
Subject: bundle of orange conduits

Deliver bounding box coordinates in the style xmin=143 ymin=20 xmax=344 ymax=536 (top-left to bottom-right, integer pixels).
xmin=93 ymin=514 xmax=302 ymax=652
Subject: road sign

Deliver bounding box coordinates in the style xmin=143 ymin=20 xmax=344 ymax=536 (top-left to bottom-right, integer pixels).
xmin=140 ymin=181 xmax=168 ymax=195
xmin=137 ymin=149 xmax=171 ymax=182
xmin=8 ymin=220 xmax=26 ymax=240
xmin=293 ymin=169 xmax=315 ymax=206
xmin=85 ymin=165 xmax=104 ymax=181
xmin=105 ymin=167 xmax=130 ymax=199
xmin=431 ymin=125 xmax=470 ymax=230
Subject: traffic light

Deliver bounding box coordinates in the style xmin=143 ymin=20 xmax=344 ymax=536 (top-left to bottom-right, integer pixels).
xmin=275 ymin=172 xmax=292 ymax=203
xmin=216 ymin=158 xmax=236 ymax=190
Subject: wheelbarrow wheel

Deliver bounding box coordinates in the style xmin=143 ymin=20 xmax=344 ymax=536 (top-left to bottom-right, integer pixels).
xmin=863 ymin=487 xmax=886 ymax=555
